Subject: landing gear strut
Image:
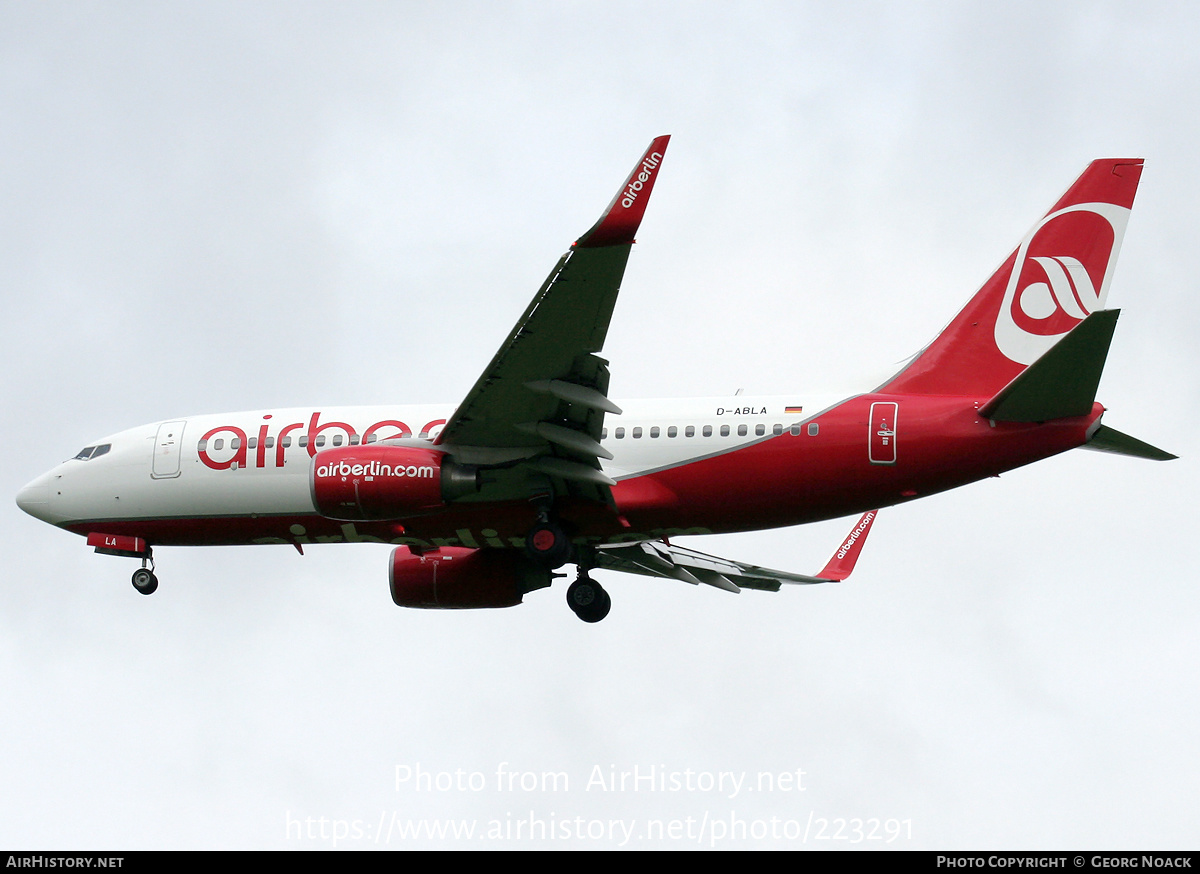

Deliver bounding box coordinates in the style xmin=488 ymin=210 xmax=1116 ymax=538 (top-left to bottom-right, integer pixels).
xmin=131 ymin=551 xmax=158 ymax=595
xmin=566 ymin=573 xmax=610 ymax=623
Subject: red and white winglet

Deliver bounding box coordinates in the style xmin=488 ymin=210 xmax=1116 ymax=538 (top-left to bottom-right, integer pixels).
xmin=574 ymin=135 xmax=670 ymax=248
xmin=816 ymin=510 xmax=878 ymax=582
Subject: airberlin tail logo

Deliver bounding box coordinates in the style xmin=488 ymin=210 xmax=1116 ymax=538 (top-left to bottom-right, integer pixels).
xmin=994 ymin=202 xmax=1129 ymax=365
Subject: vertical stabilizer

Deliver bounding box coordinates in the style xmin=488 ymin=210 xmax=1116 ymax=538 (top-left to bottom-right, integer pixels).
xmin=881 ymin=160 xmax=1143 ymax=398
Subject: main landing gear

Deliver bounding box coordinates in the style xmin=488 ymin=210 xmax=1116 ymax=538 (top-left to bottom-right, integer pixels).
xmin=521 ymin=512 xmax=610 ymax=622
xmin=524 ymin=518 xmax=572 ymax=569
xmin=130 ymin=551 xmax=158 ymax=595
xmin=566 ymin=572 xmax=610 ymax=623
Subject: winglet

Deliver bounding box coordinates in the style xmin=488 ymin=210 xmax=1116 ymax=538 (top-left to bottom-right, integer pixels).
xmin=574 ymin=135 xmax=670 ymax=248
xmin=816 ymin=511 xmax=878 ymax=581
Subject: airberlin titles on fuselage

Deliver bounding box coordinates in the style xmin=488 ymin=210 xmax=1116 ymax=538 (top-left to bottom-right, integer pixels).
xmin=197 ymin=411 xmax=448 ymax=470
xmin=314 ymin=459 xmax=437 ymax=481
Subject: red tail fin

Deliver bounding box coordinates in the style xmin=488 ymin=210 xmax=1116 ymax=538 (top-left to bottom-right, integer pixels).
xmin=881 ymin=159 xmax=1143 ymax=397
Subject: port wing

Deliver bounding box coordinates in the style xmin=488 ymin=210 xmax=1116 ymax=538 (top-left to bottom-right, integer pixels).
xmin=593 ymin=511 xmax=879 ymax=593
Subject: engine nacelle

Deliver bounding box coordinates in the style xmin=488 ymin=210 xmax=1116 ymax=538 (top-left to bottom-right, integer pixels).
xmin=310 ymin=445 xmax=478 ymax=521
xmin=389 ymin=546 xmax=550 ymax=609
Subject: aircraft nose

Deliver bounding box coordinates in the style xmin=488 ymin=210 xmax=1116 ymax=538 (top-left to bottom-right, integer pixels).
xmin=16 ymin=475 xmax=53 ymax=522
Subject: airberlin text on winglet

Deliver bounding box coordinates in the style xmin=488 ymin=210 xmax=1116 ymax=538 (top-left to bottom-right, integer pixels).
xmin=575 ymin=135 xmax=669 ymax=248
xmin=835 ymin=511 xmax=875 ymax=560
xmin=620 ymin=150 xmax=663 ymax=209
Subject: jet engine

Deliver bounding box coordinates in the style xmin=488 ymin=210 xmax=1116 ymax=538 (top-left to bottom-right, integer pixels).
xmin=310 ymin=445 xmax=478 ymax=521
xmin=389 ymin=546 xmax=551 ymax=609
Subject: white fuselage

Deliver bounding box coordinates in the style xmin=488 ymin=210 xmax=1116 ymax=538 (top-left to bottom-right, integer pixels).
xmin=17 ymin=395 xmax=842 ymax=533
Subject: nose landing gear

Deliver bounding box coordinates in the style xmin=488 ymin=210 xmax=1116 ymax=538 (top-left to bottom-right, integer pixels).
xmin=130 ymin=551 xmax=158 ymax=595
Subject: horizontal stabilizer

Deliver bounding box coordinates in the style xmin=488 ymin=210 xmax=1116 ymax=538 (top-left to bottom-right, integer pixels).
xmin=979 ymin=310 xmax=1119 ymax=422
xmin=1084 ymin=425 xmax=1177 ymax=461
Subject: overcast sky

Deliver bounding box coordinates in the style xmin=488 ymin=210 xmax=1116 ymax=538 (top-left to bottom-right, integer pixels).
xmin=2 ymin=1 xmax=1196 ymax=849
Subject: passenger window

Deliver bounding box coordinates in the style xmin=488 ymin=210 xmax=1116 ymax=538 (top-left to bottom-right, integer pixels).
xmin=213 ymin=439 xmax=224 ymax=451
xmin=364 ymin=434 xmax=376 ymax=444
xmin=720 ymin=425 xmax=730 ymax=437
xmin=315 ymin=436 xmax=326 ymax=447
xmin=350 ymin=435 xmax=360 ymax=445
xmin=197 ymin=440 xmax=207 ymax=452
xmin=685 ymin=425 xmax=695 ymax=437
xmin=231 ymin=438 xmax=242 ymax=450
xmin=265 ymin=437 xmax=275 ymax=448
xmin=808 ymin=423 xmax=819 ymax=436
xmin=755 ymin=424 xmax=765 ymax=436
xmin=650 ymin=426 xmax=660 ymax=438
xmin=281 ymin=436 xmax=292 ymax=448
xmin=703 ymin=425 xmax=713 ymax=437
xmin=772 ymin=424 xmax=783 ymax=436
xmin=615 ymin=427 xmax=625 ymax=439
xmin=332 ymin=435 xmax=344 ymax=447
xmin=601 ymin=428 xmax=608 ymax=439
xmin=667 ymin=426 xmax=677 ymax=437
xmin=248 ymin=437 xmax=257 ymax=449
xmin=790 ymin=424 xmax=802 ymax=436
xmin=633 ymin=427 xmax=643 ymax=438
xmin=738 ymin=425 xmax=747 ymax=437
xmin=299 ymin=436 xmax=309 ymax=447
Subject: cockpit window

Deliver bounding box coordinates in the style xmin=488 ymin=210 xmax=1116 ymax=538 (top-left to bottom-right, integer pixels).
xmin=73 ymin=443 xmax=111 ymax=461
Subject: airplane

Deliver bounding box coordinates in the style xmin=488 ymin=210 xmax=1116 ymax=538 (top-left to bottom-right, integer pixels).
xmin=16 ymin=137 xmax=1175 ymax=622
